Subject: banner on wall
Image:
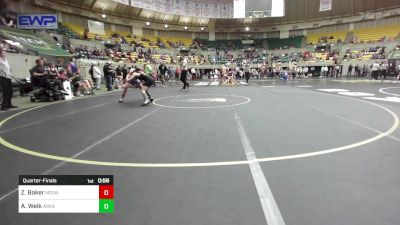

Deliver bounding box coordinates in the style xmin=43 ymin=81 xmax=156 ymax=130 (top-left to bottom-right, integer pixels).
xmin=130 ymin=0 xmax=143 ymax=8
xmin=183 ymin=0 xmax=192 ymax=16
xmin=220 ymin=3 xmax=229 ymax=18
xmin=142 ymin=0 xmax=154 ymax=10
xmin=153 ymin=0 xmax=163 ymax=12
xmin=112 ymin=0 xmax=129 ymax=5
xmin=319 ymin=0 xmax=332 ymax=12
xmin=192 ymin=1 xmax=202 ymax=17
xmin=201 ymin=2 xmax=211 ymax=18
xmin=362 ymin=12 xmax=375 ymax=20
xmin=164 ymin=0 xmax=174 ymax=14
xmin=88 ymin=20 xmax=105 ymax=35
xmin=228 ymin=3 xmax=234 ymax=18
xmin=211 ymin=2 xmax=221 ymax=18
xmin=127 ymin=0 xmax=262 ymax=18
xmin=173 ymin=0 xmax=185 ymax=15
xmin=17 ymin=14 xmax=58 ymax=29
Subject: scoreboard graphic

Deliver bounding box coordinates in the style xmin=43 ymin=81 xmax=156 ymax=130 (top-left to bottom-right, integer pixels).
xmin=18 ymin=175 xmax=114 ymax=213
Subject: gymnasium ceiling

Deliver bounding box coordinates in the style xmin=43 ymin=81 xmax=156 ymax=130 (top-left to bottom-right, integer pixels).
xmin=48 ymin=0 xmax=400 ymax=27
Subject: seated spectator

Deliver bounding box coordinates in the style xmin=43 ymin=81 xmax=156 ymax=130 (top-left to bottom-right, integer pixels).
xmin=65 ymin=65 xmax=93 ymax=96
xmin=30 ymin=59 xmax=68 ymax=95
xmin=58 ymin=69 xmax=68 ymax=81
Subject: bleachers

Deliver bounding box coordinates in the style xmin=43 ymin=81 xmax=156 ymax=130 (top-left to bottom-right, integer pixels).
xmin=63 ymin=23 xmax=88 ymax=40
xmin=307 ymin=31 xmax=347 ymax=45
xmin=205 ymin=40 xmax=243 ymax=50
xmin=353 ymin=24 xmax=400 ymax=42
xmin=267 ymin=36 xmax=303 ymax=49
xmin=158 ymin=36 xmax=192 ymax=49
xmin=54 ymin=23 xmax=79 ymax=39
xmin=344 ymin=46 xmax=385 ymax=60
xmin=53 ymin=22 xmax=399 ymax=66
xmin=62 ymin=23 xmax=196 ymax=49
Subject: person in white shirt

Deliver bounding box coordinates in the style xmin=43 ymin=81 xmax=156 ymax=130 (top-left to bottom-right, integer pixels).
xmin=303 ymin=67 xmax=309 ymax=78
xmin=371 ymin=61 xmax=380 ymax=80
xmin=296 ymin=67 xmax=301 ymax=77
xmin=89 ymin=64 xmax=103 ymax=90
xmin=235 ymin=66 xmax=240 ymax=78
xmin=321 ymin=66 xmax=326 ymax=77
xmin=0 ymin=48 xmax=17 ymax=111
xmin=190 ymin=68 xmax=196 ymax=80
xmin=397 ymin=64 xmax=400 ymax=80
xmin=335 ymin=65 xmax=340 ymax=78
xmin=380 ymin=62 xmax=388 ymax=79
xmin=325 ymin=66 xmax=329 ymax=77
xmin=182 ymin=57 xmax=188 ymax=67
xmin=251 ymin=68 xmax=258 ymax=79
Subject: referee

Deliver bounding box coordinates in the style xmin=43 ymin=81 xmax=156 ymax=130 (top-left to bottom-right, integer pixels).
xmin=180 ymin=66 xmax=189 ymax=90
xmin=0 ymin=48 xmax=17 ymax=111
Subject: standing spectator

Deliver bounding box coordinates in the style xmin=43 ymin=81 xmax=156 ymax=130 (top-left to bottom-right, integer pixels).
xmin=115 ymin=65 xmax=123 ymax=78
xmin=180 ymin=66 xmax=189 ymax=90
xmin=362 ymin=65 xmax=369 ymax=77
xmin=320 ymin=66 xmax=326 ymax=77
xmin=143 ymin=62 xmax=154 ymax=86
xmin=347 ymin=64 xmax=353 ymax=77
xmin=296 ymin=67 xmax=302 ymax=77
xmin=158 ymin=62 xmax=167 ymax=87
xmin=303 ymin=67 xmax=309 ymax=78
xmin=90 ymin=64 xmax=103 ymax=90
xmin=121 ymin=64 xmax=128 ymax=80
xmin=88 ymin=64 xmax=95 ymax=84
xmin=371 ymin=61 xmax=380 ymax=80
xmin=244 ymin=64 xmax=251 ymax=83
xmin=103 ymin=62 xmax=114 ymax=91
xmin=354 ymin=64 xmax=360 ymax=77
xmin=83 ymin=29 xmax=89 ymax=40
xmin=397 ymin=64 xmax=400 ymax=80
xmin=341 ymin=65 xmax=344 ymax=77
xmin=144 ymin=62 xmax=153 ymax=76
xmin=190 ymin=67 xmax=196 ymax=80
xmin=251 ymin=67 xmax=258 ymax=79
xmin=380 ymin=62 xmax=388 ymax=79
xmin=235 ymin=66 xmax=240 ymax=79
xmin=175 ymin=66 xmax=181 ymax=80
xmin=114 ymin=65 xmax=123 ymax=87
xmin=310 ymin=66 xmax=315 ymax=76
xmin=0 ymin=48 xmax=17 ymax=110
xmin=335 ymin=65 xmax=341 ymax=78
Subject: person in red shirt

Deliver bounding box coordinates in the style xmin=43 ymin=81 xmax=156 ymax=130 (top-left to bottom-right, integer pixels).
xmin=175 ymin=66 xmax=181 ymax=80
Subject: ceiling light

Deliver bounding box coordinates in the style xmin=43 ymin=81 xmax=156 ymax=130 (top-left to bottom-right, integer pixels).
xmin=164 ymin=24 xmax=169 ymax=28
xmin=245 ymin=27 xmax=250 ymax=31
xmin=101 ymin=14 xmax=106 ymax=18
xmin=184 ymin=26 xmax=188 ymax=30
xmin=201 ymin=27 xmax=205 ymax=31
xmin=145 ymin=21 xmax=151 ymax=26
